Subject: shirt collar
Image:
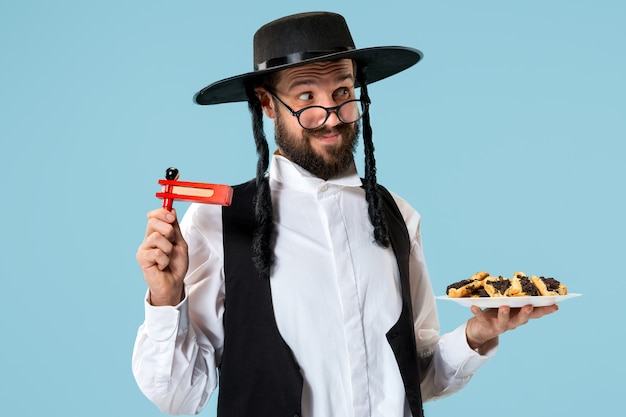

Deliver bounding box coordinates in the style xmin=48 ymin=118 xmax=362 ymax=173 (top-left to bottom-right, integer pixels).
xmin=269 ymin=154 xmax=363 ymax=193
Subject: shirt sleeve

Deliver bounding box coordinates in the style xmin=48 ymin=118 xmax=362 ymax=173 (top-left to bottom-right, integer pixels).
xmin=394 ymin=193 xmax=498 ymax=402
xmin=429 ymin=322 xmax=496 ymax=398
xmin=132 ymin=203 xmax=225 ymax=415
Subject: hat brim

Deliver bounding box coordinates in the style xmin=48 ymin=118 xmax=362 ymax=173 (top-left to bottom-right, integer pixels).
xmin=193 ymin=46 xmax=423 ymax=105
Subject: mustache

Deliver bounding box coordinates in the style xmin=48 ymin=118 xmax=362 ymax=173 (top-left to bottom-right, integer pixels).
xmin=305 ymin=122 xmax=354 ymax=137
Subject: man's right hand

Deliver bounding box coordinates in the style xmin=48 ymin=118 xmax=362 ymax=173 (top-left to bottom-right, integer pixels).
xmin=136 ymin=208 xmax=189 ymax=306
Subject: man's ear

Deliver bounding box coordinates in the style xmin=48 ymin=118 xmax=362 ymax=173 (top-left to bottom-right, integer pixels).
xmin=254 ymin=87 xmax=276 ymax=119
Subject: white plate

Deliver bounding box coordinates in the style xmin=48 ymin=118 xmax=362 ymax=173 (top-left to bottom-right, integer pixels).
xmin=435 ymin=293 xmax=582 ymax=308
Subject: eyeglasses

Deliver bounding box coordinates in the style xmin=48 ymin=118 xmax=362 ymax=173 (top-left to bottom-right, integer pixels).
xmin=268 ymin=91 xmax=369 ymax=130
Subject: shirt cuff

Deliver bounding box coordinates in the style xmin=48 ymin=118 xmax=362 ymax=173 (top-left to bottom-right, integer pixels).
xmin=438 ymin=322 xmax=498 ymax=377
xmin=143 ymin=289 xmax=190 ymax=342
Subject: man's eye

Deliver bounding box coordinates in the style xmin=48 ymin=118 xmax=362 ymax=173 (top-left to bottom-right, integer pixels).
xmin=297 ymin=92 xmax=313 ymax=101
xmin=335 ymin=87 xmax=350 ymax=97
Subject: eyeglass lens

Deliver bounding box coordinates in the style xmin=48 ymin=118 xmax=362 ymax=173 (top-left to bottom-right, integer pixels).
xmin=299 ymin=101 xmax=363 ymax=129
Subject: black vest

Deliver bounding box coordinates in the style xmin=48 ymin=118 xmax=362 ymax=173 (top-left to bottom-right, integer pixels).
xmin=219 ymin=179 xmax=425 ymax=417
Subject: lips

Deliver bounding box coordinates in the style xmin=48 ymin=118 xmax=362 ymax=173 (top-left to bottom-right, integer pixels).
xmin=317 ymin=132 xmax=341 ymax=144
xmin=309 ymin=129 xmax=341 ymax=144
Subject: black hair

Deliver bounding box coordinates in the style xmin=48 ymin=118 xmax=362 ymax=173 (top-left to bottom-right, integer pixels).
xmin=356 ymin=65 xmax=390 ymax=248
xmin=246 ymin=83 xmax=274 ymax=277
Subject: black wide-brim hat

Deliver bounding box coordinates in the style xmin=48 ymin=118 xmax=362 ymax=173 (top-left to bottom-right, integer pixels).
xmin=194 ymin=11 xmax=423 ymax=105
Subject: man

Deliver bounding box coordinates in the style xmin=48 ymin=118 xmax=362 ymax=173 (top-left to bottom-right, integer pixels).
xmin=133 ymin=12 xmax=557 ymax=417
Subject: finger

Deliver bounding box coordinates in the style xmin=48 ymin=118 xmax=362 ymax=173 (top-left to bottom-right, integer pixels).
xmin=470 ymin=305 xmax=483 ymax=317
xmin=146 ymin=207 xmax=177 ymax=223
xmin=143 ymin=231 xmax=174 ymax=256
xmin=530 ymin=304 xmax=559 ymax=319
xmin=146 ymin=217 xmax=176 ymax=242
xmin=137 ymin=230 xmax=175 ymax=269
xmin=150 ymin=248 xmax=172 ymax=271
xmin=510 ymin=305 xmax=534 ymax=328
xmin=147 ymin=209 xmax=185 ymax=242
xmin=145 ymin=208 xmax=177 ymax=234
xmin=496 ymin=305 xmax=511 ymax=331
xmin=136 ymin=246 xmax=172 ymax=271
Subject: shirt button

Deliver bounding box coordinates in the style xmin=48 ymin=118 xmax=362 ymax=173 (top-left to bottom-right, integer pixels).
xmin=319 ymin=184 xmax=328 ymax=192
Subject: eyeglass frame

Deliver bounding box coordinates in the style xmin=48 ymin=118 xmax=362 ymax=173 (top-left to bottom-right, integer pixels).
xmin=264 ymin=88 xmax=370 ymax=130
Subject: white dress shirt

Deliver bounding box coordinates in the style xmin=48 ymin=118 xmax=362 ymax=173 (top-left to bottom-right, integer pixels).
xmin=132 ymin=154 xmax=496 ymax=416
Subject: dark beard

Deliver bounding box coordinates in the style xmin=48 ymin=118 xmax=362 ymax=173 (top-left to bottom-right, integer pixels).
xmin=275 ymin=111 xmax=359 ymax=179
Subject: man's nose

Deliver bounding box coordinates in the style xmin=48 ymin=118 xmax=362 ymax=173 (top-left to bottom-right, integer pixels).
xmin=324 ymin=107 xmax=341 ymax=126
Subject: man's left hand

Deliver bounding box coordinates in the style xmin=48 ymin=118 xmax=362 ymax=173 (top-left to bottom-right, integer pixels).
xmin=465 ymin=304 xmax=559 ymax=354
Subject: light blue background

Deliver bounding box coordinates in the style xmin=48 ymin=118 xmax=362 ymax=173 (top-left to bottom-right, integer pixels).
xmin=1 ymin=1 xmax=624 ymax=416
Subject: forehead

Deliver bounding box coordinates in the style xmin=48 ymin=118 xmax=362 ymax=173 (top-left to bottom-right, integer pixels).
xmin=274 ymin=59 xmax=355 ymax=90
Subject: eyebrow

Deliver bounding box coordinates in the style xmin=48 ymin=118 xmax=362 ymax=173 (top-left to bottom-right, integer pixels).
xmin=286 ymin=72 xmax=355 ymax=91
